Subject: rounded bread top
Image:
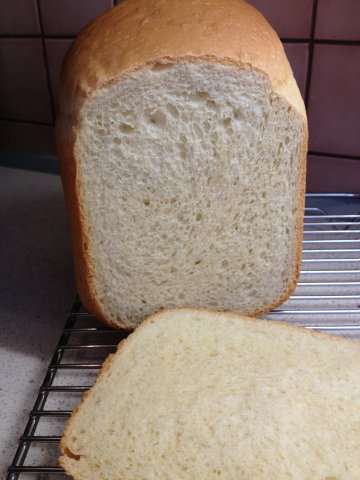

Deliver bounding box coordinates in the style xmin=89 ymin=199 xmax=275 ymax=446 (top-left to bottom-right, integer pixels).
xmin=59 ymin=0 xmax=306 ymax=118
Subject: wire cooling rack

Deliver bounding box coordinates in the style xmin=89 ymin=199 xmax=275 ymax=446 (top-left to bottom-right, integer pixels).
xmin=6 ymin=193 xmax=360 ymax=479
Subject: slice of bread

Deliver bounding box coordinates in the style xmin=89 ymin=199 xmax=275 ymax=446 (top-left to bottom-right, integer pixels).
xmin=57 ymin=0 xmax=308 ymax=328
xmin=60 ymin=309 xmax=360 ymax=479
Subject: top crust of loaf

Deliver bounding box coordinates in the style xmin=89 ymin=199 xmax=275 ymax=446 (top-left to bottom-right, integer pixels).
xmin=58 ymin=0 xmax=305 ymax=119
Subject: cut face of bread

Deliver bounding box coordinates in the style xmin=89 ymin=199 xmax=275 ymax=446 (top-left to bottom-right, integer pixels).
xmin=75 ymin=61 xmax=306 ymax=328
xmin=60 ymin=309 xmax=360 ymax=479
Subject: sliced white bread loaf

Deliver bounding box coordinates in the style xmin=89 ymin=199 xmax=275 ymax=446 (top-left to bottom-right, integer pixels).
xmin=60 ymin=309 xmax=360 ymax=479
xmin=57 ymin=0 xmax=308 ymax=328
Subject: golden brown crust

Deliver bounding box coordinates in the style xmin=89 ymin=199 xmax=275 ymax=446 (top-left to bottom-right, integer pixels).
xmin=59 ymin=339 xmax=132 ymax=468
xmin=59 ymin=0 xmax=305 ymax=118
xmin=251 ymin=122 xmax=308 ymax=317
xmin=56 ymin=115 xmax=130 ymax=329
xmin=147 ymin=307 xmax=360 ymax=347
xmin=55 ymin=117 xmax=110 ymax=326
xmin=57 ymin=0 xmax=308 ymax=328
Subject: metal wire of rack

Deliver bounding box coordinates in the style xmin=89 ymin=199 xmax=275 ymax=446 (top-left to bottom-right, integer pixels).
xmin=6 ymin=193 xmax=360 ymax=479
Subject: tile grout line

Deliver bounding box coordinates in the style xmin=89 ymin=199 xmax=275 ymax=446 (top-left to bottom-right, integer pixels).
xmin=308 ymin=151 xmax=360 ymax=161
xmin=35 ymin=0 xmax=56 ymax=123
xmin=0 ymin=117 xmax=54 ymax=127
xmin=304 ymin=0 xmax=319 ymax=108
xmin=281 ymin=38 xmax=360 ymax=45
xmin=0 ymin=34 xmax=75 ymax=39
xmin=1 ymin=35 xmax=359 ymax=45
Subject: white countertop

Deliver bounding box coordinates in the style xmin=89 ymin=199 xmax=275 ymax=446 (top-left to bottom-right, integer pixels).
xmin=0 ymin=166 xmax=76 ymax=477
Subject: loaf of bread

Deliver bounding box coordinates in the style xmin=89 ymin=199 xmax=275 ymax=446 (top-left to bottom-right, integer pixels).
xmin=60 ymin=309 xmax=360 ymax=479
xmin=57 ymin=0 xmax=308 ymax=328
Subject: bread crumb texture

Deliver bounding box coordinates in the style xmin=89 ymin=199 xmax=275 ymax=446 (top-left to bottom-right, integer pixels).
xmin=60 ymin=310 xmax=360 ymax=479
xmin=75 ymin=62 xmax=305 ymax=327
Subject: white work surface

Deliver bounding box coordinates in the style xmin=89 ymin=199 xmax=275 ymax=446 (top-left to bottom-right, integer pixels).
xmin=0 ymin=166 xmax=75 ymax=477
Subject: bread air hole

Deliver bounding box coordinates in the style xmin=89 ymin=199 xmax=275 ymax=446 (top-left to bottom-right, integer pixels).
xmin=143 ymin=199 xmax=150 ymax=206
xmin=166 ymin=104 xmax=179 ymax=117
xmin=207 ymin=99 xmax=217 ymax=110
xmin=179 ymin=143 xmax=187 ymax=159
xmin=196 ymin=91 xmax=210 ymax=100
xmin=64 ymin=447 xmax=81 ymax=461
xmin=193 ymin=123 xmax=203 ymax=138
xmin=120 ymin=123 xmax=135 ymax=133
xmin=234 ymin=109 xmax=244 ymax=120
xmin=146 ymin=110 xmax=167 ymax=127
xmin=96 ymin=128 xmax=107 ymax=136
xmin=151 ymin=62 xmax=174 ymax=71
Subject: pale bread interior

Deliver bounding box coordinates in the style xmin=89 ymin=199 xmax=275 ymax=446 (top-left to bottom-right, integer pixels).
xmin=76 ymin=62 xmax=305 ymax=327
xmin=60 ymin=309 xmax=360 ymax=479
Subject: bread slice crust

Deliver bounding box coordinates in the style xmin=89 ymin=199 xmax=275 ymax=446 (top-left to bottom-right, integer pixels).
xmin=59 ymin=308 xmax=360 ymax=479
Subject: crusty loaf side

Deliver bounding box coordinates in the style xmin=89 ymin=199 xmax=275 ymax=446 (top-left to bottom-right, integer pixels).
xmin=59 ymin=309 xmax=360 ymax=479
xmin=57 ymin=0 xmax=308 ymax=328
